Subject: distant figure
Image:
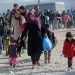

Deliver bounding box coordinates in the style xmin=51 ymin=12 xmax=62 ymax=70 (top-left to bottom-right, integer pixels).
xmin=49 ymin=10 xmax=55 ymax=30
xmin=9 ymin=3 xmax=19 ymax=25
xmin=62 ymin=32 xmax=75 ymax=71
xmin=62 ymin=11 xmax=72 ymax=28
xmin=19 ymin=6 xmax=27 ymax=20
xmin=6 ymin=9 xmax=11 ymax=23
xmin=34 ymin=5 xmax=45 ymax=26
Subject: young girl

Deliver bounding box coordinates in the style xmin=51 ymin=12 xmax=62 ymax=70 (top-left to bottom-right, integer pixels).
xmin=42 ymin=26 xmax=52 ymax=64
xmin=8 ymin=36 xmax=17 ymax=68
xmin=62 ymin=32 xmax=75 ymax=71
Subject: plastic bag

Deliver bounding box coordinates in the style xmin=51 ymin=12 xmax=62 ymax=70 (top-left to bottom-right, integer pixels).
xmin=43 ymin=35 xmax=52 ymax=51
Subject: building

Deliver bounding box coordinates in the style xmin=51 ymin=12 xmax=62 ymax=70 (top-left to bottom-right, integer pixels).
xmin=26 ymin=2 xmax=65 ymax=13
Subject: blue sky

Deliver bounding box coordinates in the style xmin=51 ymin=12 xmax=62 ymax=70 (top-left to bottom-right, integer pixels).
xmin=0 ymin=0 xmax=75 ymax=4
xmin=0 ymin=0 xmax=75 ymax=3
xmin=0 ymin=0 xmax=75 ymax=14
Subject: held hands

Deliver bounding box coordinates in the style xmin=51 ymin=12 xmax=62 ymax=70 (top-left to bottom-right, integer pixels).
xmin=73 ymin=47 xmax=75 ymax=51
xmin=60 ymin=54 xmax=63 ymax=56
xmin=72 ymin=44 xmax=75 ymax=51
xmin=18 ymin=39 xmax=21 ymax=44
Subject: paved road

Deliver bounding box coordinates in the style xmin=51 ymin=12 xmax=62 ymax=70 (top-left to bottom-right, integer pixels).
xmin=0 ymin=28 xmax=75 ymax=75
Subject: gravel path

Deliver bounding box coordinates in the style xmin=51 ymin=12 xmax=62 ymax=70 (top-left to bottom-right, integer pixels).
xmin=0 ymin=28 xmax=75 ymax=75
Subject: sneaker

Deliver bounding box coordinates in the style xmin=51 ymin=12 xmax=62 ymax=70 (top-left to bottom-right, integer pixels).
xmin=32 ymin=64 xmax=35 ymax=69
xmin=36 ymin=61 xmax=40 ymax=66
xmin=48 ymin=60 xmax=51 ymax=63
xmin=19 ymin=54 xmax=21 ymax=57
xmin=13 ymin=64 xmax=16 ymax=68
xmin=9 ymin=67 xmax=14 ymax=71
xmin=67 ymin=67 xmax=71 ymax=71
xmin=70 ymin=66 xmax=73 ymax=69
xmin=10 ymin=63 xmax=12 ymax=67
xmin=44 ymin=60 xmax=47 ymax=64
xmin=10 ymin=71 xmax=15 ymax=75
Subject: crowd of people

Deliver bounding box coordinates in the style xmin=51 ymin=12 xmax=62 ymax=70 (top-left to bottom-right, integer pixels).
xmin=1 ymin=5 xmax=75 ymax=30
xmin=0 ymin=3 xmax=75 ymax=71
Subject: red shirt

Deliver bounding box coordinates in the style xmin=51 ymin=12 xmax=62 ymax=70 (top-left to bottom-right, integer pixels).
xmin=62 ymin=15 xmax=71 ymax=24
xmin=63 ymin=39 xmax=75 ymax=58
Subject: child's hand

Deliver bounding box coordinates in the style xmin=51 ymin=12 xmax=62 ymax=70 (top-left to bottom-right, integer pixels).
xmin=18 ymin=39 xmax=21 ymax=44
xmin=73 ymin=48 xmax=75 ymax=51
xmin=60 ymin=54 xmax=63 ymax=56
xmin=60 ymin=53 xmax=63 ymax=56
xmin=72 ymin=44 xmax=75 ymax=51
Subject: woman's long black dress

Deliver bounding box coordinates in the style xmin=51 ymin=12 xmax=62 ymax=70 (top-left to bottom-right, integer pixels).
xmin=21 ymin=20 xmax=42 ymax=63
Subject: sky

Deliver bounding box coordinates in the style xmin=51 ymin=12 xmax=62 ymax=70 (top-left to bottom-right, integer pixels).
xmin=0 ymin=0 xmax=75 ymax=14
xmin=0 ymin=0 xmax=68 ymax=3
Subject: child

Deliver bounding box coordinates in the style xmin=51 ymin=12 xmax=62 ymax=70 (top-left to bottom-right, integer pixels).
xmin=42 ymin=27 xmax=52 ymax=64
xmin=8 ymin=36 xmax=17 ymax=68
xmin=62 ymin=32 xmax=75 ymax=71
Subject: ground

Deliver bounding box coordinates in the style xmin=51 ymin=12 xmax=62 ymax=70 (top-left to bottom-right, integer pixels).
xmin=0 ymin=28 xmax=75 ymax=75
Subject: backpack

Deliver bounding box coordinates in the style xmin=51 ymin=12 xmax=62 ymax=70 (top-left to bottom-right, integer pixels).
xmin=47 ymin=32 xmax=57 ymax=49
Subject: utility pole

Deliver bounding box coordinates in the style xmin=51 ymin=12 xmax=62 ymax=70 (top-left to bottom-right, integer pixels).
xmin=38 ymin=0 xmax=40 ymax=5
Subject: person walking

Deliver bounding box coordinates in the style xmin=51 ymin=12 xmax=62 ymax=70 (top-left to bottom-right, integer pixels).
xmin=20 ymin=11 xmax=42 ymax=69
xmin=8 ymin=36 xmax=17 ymax=68
xmin=42 ymin=27 xmax=52 ymax=64
xmin=62 ymin=32 xmax=75 ymax=71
